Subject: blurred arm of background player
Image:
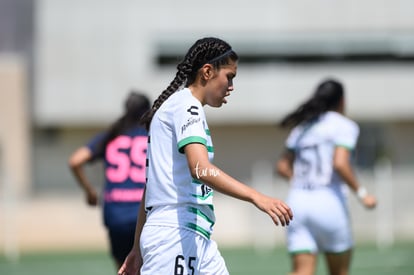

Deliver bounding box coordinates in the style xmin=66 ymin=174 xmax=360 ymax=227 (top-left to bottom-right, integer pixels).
xmin=68 ymin=146 xmax=99 ymax=206
xmin=334 ymin=147 xmax=377 ymax=209
xmin=276 ymin=147 xmax=377 ymax=209
xmin=276 ymin=150 xmax=294 ymax=180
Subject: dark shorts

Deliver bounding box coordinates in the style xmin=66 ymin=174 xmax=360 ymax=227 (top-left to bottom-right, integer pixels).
xmin=108 ymin=225 xmax=136 ymax=264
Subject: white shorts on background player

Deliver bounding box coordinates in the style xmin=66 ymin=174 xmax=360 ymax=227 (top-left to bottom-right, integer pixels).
xmin=286 ymin=186 xmax=353 ymax=254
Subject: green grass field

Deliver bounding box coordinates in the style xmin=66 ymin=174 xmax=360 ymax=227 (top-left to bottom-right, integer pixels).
xmin=1 ymin=242 xmax=413 ymax=274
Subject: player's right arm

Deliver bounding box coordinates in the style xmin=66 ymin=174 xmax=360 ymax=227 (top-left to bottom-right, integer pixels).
xmin=276 ymin=149 xmax=294 ymax=180
xmin=68 ymin=146 xmax=98 ymax=206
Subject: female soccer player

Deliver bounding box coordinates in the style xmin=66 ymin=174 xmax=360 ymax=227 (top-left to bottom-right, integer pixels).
xmin=118 ymin=37 xmax=293 ymax=275
xmin=68 ymin=91 xmax=150 ymax=269
xmin=276 ymin=78 xmax=377 ymax=275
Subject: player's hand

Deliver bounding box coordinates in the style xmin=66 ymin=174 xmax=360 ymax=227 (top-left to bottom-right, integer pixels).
xmin=362 ymin=194 xmax=377 ymax=209
xmin=118 ymin=249 xmax=142 ymax=275
xmin=255 ymin=194 xmax=293 ymax=226
xmin=86 ymin=189 xmax=98 ymax=206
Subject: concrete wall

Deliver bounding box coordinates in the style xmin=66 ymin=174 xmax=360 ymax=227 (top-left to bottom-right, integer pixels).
xmin=0 ymin=56 xmax=31 ymax=196
xmin=34 ymin=0 xmax=414 ymax=125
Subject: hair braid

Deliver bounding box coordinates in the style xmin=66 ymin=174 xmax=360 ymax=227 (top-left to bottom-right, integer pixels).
xmin=140 ymin=37 xmax=238 ymax=130
xmin=140 ymin=62 xmax=189 ymax=129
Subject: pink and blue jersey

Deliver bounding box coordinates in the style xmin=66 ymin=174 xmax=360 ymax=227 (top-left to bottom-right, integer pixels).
xmin=87 ymin=127 xmax=148 ymax=229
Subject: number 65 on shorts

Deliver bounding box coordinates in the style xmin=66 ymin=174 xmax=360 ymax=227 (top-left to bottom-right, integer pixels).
xmin=140 ymin=225 xmax=229 ymax=275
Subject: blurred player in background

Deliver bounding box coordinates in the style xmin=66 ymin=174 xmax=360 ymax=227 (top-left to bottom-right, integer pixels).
xmin=118 ymin=37 xmax=293 ymax=275
xmin=68 ymin=90 xmax=150 ymax=269
xmin=276 ymin=78 xmax=377 ymax=275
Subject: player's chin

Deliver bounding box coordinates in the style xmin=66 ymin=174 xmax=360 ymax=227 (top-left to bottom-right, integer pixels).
xmin=210 ymin=101 xmax=225 ymax=108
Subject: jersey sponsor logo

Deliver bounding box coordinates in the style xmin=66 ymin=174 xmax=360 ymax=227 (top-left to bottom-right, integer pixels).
xmin=186 ymin=105 xmax=199 ymax=115
xmin=104 ymin=188 xmax=144 ymax=202
xmin=181 ymin=117 xmax=201 ymax=134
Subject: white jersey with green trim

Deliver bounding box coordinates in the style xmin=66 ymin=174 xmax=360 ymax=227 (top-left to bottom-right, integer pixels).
xmin=145 ymin=88 xmax=215 ymax=239
xmin=286 ymin=111 xmax=359 ymax=189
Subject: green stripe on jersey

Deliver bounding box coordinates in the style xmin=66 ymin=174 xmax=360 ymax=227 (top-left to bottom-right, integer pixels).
xmin=192 ymin=178 xmax=203 ymax=184
xmin=186 ymin=222 xmax=211 ymax=239
xmin=191 ymin=191 xmax=214 ymax=201
xmin=187 ymin=206 xmax=215 ymax=226
xmin=206 ymin=145 xmax=214 ymax=153
xmin=178 ymin=136 xmax=207 ymax=153
xmin=336 ymin=144 xmax=353 ymax=150
xmin=186 ymin=206 xmax=215 ymax=239
xmin=205 ymin=129 xmax=213 ymax=152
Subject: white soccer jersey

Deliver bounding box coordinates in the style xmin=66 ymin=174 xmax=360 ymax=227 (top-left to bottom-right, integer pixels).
xmin=286 ymin=111 xmax=359 ymax=189
xmin=145 ymin=88 xmax=215 ymax=239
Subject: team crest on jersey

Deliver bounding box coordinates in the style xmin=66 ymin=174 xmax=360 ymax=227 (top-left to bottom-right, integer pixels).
xmin=187 ymin=106 xmax=199 ymax=115
xmin=201 ymin=184 xmax=212 ymax=197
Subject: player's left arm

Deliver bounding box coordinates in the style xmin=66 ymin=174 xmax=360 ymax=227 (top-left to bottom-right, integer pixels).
xmin=333 ymin=146 xmax=377 ymax=209
xmin=184 ymin=143 xmax=293 ymax=226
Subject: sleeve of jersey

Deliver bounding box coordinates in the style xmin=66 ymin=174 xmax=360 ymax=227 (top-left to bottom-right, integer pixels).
xmin=86 ymin=132 xmax=107 ymax=159
xmin=174 ymin=104 xmax=208 ymax=154
xmin=285 ymin=127 xmax=301 ymax=151
xmin=334 ymin=119 xmax=360 ymax=150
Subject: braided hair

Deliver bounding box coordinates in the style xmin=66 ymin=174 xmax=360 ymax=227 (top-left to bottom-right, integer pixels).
xmin=140 ymin=37 xmax=238 ymax=130
xmin=280 ymin=78 xmax=344 ymax=129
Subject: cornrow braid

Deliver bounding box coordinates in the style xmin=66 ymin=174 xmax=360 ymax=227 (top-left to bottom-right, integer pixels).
xmin=140 ymin=62 xmax=189 ymax=129
xmin=140 ymin=37 xmax=238 ymax=130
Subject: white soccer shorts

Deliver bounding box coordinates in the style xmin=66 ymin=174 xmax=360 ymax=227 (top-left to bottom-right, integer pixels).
xmin=286 ymin=187 xmax=353 ymax=254
xmin=140 ymin=224 xmax=229 ymax=275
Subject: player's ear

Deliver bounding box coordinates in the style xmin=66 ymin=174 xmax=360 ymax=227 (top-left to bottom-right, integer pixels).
xmin=200 ymin=64 xmax=214 ymax=80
